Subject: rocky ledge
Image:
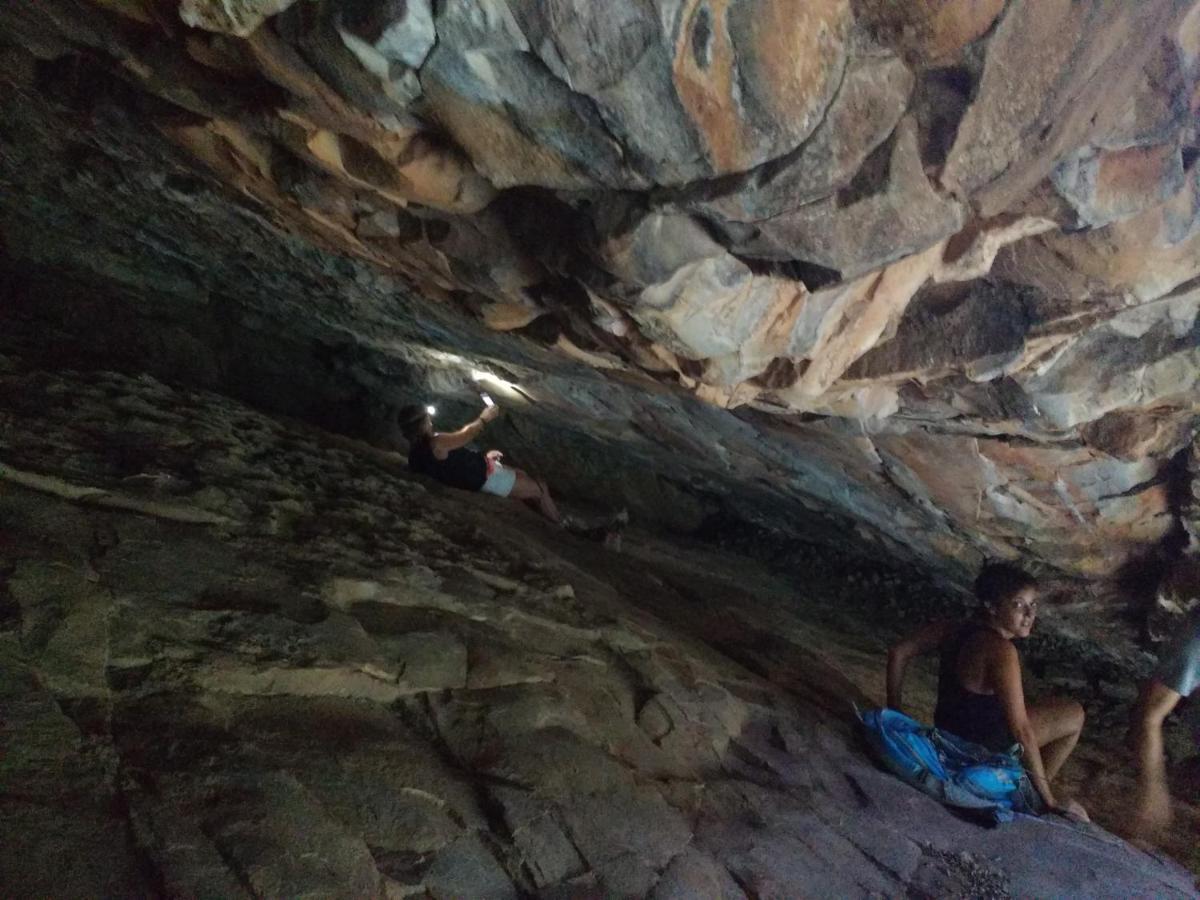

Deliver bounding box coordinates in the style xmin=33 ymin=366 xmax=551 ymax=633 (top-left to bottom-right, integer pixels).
xmin=1 ymin=353 xmax=1196 ymax=897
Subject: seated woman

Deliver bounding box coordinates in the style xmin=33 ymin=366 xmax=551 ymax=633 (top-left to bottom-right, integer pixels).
xmin=886 ymin=562 xmax=1088 ymax=819
xmin=397 ymin=401 xmax=560 ymax=524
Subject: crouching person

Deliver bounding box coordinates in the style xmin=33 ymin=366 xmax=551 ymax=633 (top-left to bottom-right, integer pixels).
xmin=886 ymin=563 xmax=1089 ymax=820
xmin=397 ymin=402 xmax=560 ymax=524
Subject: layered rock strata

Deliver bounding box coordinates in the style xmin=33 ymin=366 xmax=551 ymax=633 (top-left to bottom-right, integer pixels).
xmin=2 ymin=2 xmax=1200 ymax=640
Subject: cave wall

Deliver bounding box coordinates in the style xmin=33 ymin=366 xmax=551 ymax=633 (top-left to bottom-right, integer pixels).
xmin=3 ymin=0 xmax=1200 ymax=625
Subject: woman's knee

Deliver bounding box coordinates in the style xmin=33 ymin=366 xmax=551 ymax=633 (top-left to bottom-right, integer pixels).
xmin=1042 ymin=697 xmax=1085 ymax=732
xmin=1057 ymin=697 xmax=1086 ymax=735
xmin=1030 ymin=696 xmax=1085 ymax=738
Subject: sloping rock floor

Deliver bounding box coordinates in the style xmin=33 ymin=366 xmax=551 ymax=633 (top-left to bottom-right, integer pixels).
xmin=1 ymin=351 xmax=1196 ymax=898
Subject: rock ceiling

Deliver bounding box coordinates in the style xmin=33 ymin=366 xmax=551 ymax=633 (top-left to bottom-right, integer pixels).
xmin=2 ymin=0 xmax=1200 ymax=601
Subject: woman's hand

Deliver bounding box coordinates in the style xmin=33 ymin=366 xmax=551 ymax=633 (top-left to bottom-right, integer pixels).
xmin=486 ymin=450 xmax=503 ymax=463
xmin=480 ymin=404 xmax=500 ymax=423
xmin=1055 ymin=798 xmax=1090 ymax=823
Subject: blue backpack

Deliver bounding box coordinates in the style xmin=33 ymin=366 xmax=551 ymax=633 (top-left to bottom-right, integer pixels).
xmin=858 ymin=707 xmax=1039 ymax=823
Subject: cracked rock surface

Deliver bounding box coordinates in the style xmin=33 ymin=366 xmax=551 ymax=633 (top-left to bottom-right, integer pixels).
xmin=1 ymin=353 xmax=1196 ymax=897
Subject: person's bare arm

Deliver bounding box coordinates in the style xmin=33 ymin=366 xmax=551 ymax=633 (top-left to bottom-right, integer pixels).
xmin=990 ymin=640 xmax=1061 ymax=810
xmin=430 ymin=406 xmax=499 ymax=458
xmin=1128 ymin=679 xmax=1183 ymax=837
xmin=886 ymin=620 xmax=955 ymax=711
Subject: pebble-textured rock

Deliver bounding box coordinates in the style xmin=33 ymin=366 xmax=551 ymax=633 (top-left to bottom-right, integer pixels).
xmin=1 ymin=353 xmax=1196 ymax=897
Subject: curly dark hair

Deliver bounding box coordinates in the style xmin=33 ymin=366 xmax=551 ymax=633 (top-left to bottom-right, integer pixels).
xmin=974 ymin=562 xmax=1037 ymax=609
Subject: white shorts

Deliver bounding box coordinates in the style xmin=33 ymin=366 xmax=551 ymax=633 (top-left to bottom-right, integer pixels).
xmin=480 ymin=463 xmax=517 ymax=498
xmin=1157 ymin=615 xmax=1200 ymax=699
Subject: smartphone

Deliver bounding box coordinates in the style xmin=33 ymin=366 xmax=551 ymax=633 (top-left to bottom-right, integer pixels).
xmin=481 ymin=392 xmax=494 ymax=408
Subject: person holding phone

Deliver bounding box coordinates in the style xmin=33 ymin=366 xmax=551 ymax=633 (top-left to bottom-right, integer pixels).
xmin=397 ymin=398 xmax=561 ymax=523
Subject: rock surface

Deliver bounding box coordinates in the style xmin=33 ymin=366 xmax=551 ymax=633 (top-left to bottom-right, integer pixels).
xmin=1 ymin=352 xmax=1196 ymax=896
xmin=2 ymin=0 xmax=1200 ymax=783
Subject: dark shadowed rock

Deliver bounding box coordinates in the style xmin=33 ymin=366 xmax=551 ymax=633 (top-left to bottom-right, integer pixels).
xmin=733 ymin=118 xmax=964 ymax=277
xmin=419 ymin=0 xmax=636 ymax=190
xmin=697 ymin=51 xmax=914 ymax=223
xmin=504 ymin=0 xmax=709 ymax=186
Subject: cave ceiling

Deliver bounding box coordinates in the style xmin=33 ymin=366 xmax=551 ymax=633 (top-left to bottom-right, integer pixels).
xmin=2 ymin=0 xmax=1200 ymax=611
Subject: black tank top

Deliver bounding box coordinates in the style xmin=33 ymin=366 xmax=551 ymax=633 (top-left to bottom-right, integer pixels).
xmin=408 ymin=437 xmax=487 ymax=491
xmin=933 ymin=624 xmax=1017 ymax=752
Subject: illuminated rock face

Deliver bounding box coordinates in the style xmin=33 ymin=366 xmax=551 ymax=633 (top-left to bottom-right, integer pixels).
xmin=1 ymin=0 xmax=1200 ymax=616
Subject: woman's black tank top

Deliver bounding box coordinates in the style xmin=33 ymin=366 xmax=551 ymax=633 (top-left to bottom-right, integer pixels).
xmin=408 ymin=437 xmax=487 ymax=491
xmin=933 ymin=624 xmax=1017 ymax=752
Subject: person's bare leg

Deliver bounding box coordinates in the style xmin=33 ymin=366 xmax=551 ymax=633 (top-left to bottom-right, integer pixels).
xmin=534 ymin=477 xmax=560 ymax=523
xmin=1127 ymin=680 xmax=1182 ymax=839
xmin=1027 ymin=696 xmax=1085 ymax=781
xmin=508 ymin=469 xmax=561 ymax=524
